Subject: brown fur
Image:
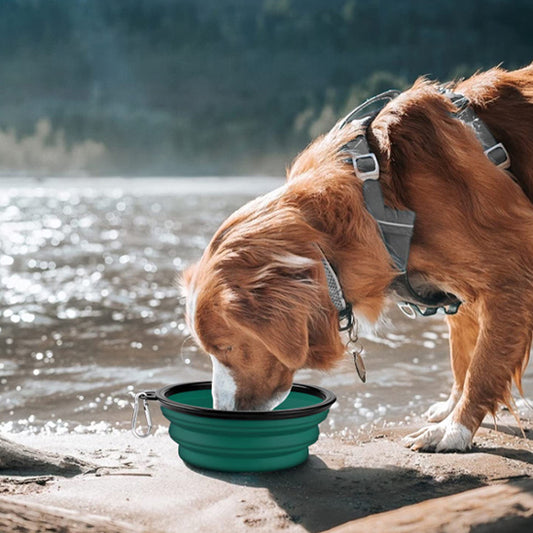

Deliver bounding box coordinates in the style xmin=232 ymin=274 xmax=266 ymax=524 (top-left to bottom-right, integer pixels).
xmin=184 ymin=65 xmax=533 ymax=448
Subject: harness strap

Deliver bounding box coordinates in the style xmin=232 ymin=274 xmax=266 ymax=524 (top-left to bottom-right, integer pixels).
xmin=342 ymin=124 xmax=461 ymax=317
xmin=440 ymin=88 xmax=511 ymax=169
xmin=361 ymin=180 xmax=415 ymax=274
xmin=389 ymin=274 xmax=462 ymax=317
xmin=323 ymin=86 xmax=512 ymax=327
xmin=343 ymin=131 xmax=416 ymax=274
xmin=338 ymin=90 xmax=401 ymax=130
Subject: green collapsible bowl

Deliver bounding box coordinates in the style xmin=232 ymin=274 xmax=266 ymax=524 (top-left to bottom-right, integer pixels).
xmin=156 ymin=381 xmax=336 ymax=472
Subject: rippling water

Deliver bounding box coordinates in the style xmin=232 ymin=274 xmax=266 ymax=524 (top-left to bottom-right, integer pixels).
xmin=1 ymin=177 xmax=531 ymax=435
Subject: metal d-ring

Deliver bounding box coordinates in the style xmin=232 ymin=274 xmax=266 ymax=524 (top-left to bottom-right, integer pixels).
xmin=131 ymin=391 xmax=156 ymax=438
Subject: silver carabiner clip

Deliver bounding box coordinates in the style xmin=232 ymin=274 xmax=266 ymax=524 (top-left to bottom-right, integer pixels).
xmin=131 ymin=391 xmax=156 ymax=438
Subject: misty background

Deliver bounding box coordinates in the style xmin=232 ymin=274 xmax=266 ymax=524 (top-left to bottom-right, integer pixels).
xmin=0 ymin=0 xmax=532 ymax=177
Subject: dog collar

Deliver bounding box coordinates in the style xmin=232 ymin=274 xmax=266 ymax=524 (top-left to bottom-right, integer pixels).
xmin=317 ymin=247 xmax=354 ymax=332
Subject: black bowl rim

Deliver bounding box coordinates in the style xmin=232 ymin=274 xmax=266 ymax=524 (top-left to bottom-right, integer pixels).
xmin=156 ymin=381 xmax=336 ymax=420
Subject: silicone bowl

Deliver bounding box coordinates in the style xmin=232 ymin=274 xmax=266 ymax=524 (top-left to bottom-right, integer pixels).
xmin=155 ymin=381 xmax=335 ymax=472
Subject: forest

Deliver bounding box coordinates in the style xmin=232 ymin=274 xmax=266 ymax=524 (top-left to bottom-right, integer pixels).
xmin=0 ymin=0 xmax=531 ymax=175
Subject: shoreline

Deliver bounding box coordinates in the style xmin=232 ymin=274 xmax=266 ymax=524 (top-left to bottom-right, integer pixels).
xmin=1 ymin=413 xmax=531 ymax=532
xmin=0 ymin=175 xmax=286 ymax=196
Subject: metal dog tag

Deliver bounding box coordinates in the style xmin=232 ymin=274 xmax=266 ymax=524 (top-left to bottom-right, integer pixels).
xmin=353 ymin=351 xmax=367 ymax=383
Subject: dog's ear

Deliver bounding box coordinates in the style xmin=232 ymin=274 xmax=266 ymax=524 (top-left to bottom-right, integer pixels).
xmin=223 ymin=253 xmax=319 ymax=369
xmin=247 ymin=304 xmax=310 ymax=371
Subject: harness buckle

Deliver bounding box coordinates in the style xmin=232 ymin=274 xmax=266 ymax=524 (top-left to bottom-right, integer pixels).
xmin=338 ymin=303 xmax=354 ymax=331
xmin=484 ymin=142 xmax=511 ymax=169
xmin=397 ymin=301 xmax=461 ymax=319
xmin=353 ymin=153 xmax=380 ymax=181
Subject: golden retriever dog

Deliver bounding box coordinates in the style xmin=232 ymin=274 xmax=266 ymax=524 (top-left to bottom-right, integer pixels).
xmin=183 ymin=65 xmax=533 ymax=452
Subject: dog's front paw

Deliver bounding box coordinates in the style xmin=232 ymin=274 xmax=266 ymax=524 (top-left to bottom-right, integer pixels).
xmin=424 ymin=399 xmax=455 ymax=423
xmin=403 ymin=419 xmax=472 ymax=452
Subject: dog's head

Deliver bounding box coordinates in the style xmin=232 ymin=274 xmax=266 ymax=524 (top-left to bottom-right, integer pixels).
xmin=182 ymin=190 xmax=345 ymax=411
xmin=182 ymin=121 xmax=396 ymax=410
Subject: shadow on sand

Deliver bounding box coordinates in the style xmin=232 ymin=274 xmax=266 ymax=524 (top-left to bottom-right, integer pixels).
xmin=470 ymin=444 xmax=533 ymax=466
xmin=480 ymin=421 xmax=532 ymax=440
xmin=190 ymin=454 xmax=487 ymax=533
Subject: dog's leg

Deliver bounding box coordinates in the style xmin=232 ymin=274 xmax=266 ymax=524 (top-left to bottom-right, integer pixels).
xmin=404 ymin=299 xmax=531 ymax=452
xmin=425 ymin=306 xmax=479 ymax=422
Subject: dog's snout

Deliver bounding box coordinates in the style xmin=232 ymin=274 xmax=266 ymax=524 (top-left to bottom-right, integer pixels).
xmin=234 ymin=396 xmax=262 ymax=411
xmin=235 ymin=388 xmax=291 ymax=412
xmin=210 ymin=355 xmax=237 ymax=411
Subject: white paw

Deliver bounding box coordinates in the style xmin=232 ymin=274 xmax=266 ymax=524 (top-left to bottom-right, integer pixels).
xmin=424 ymin=389 xmax=461 ymax=423
xmin=424 ymin=399 xmax=455 ymax=423
xmin=403 ymin=419 xmax=472 ymax=452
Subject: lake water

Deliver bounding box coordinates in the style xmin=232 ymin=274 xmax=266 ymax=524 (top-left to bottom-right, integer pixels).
xmin=0 ymin=177 xmax=531 ymax=436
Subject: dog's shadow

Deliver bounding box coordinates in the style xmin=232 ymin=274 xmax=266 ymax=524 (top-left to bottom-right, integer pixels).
xmin=190 ymin=455 xmax=487 ymax=533
xmin=471 ymin=443 xmax=533 ymax=465
xmin=480 ymin=421 xmax=533 ymax=441
xmin=476 ymin=422 xmax=533 ymax=464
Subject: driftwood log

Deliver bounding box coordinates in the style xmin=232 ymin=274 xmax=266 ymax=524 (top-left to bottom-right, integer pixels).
xmin=0 ymin=496 xmax=143 ymax=533
xmin=0 ymin=436 xmax=140 ymax=532
xmin=326 ymin=478 xmax=533 ymax=533
xmin=0 ymin=435 xmax=94 ymax=475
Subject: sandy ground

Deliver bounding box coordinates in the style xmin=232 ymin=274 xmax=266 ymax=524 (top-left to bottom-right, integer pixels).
xmin=1 ymin=412 xmax=532 ymax=533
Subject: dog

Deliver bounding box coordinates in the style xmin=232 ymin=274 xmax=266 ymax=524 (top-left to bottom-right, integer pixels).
xmin=182 ymin=65 xmax=533 ymax=452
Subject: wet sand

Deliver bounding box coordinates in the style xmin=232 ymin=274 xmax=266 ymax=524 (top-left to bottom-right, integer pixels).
xmin=1 ymin=412 xmax=531 ymax=533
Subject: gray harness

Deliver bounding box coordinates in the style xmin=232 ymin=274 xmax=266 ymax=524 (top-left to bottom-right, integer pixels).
xmin=322 ymin=88 xmax=511 ymax=328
